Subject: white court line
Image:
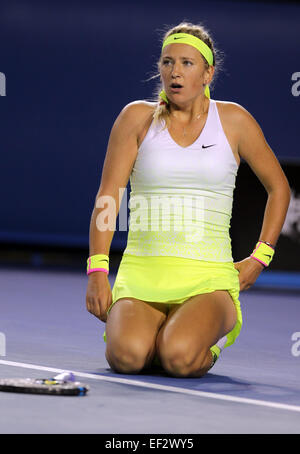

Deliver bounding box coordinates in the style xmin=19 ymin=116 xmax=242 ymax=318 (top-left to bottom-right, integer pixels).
xmin=1 ymin=359 xmax=300 ymax=413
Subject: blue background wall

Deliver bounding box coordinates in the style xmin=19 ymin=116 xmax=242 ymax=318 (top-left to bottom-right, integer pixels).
xmin=1 ymin=0 xmax=299 ymax=250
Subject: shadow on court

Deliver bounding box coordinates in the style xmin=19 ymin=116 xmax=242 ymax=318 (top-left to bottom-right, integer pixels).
xmin=86 ymin=366 xmax=300 ymax=403
xmin=87 ymin=366 xmax=252 ymax=388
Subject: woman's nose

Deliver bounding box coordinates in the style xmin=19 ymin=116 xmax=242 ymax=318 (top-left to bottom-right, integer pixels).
xmin=171 ymin=61 xmax=182 ymax=77
xmin=171 ymin=66 xmax=182 ymax=78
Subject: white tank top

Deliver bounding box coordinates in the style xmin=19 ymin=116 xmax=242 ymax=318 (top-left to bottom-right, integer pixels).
xmin=123 ymin=99 xmax=238 ymax=262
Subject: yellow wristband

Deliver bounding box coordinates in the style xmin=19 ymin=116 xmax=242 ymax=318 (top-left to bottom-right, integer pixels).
xmin=87 ymin=254 xmax=109 ymax=275
xmin=250 ymin=241 xmax=275 ymax=267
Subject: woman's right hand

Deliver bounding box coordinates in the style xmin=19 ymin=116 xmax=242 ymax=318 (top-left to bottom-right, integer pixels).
xmin=86 ymin=272 xmax=112 ymax=322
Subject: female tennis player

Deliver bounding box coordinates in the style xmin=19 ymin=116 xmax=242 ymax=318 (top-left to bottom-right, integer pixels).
xmin=86 ymin=22 xmax=291 ymax=377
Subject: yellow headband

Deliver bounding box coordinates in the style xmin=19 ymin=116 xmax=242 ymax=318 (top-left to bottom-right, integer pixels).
xmin=159 ymin=32 xmax=214 ymax=103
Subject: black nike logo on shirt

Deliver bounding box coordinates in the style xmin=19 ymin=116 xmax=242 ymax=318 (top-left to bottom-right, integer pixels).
xmin=263 ymin=254 xmax=272 ymax=258
xmin=202 ymin=144 xmax=216 ymax=149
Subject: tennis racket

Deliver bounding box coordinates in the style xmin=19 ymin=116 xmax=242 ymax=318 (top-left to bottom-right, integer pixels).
xmin=0 ymin=372 xmax=89 ymax=396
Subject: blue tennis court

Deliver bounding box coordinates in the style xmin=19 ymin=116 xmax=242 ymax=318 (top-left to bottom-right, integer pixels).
xmin=1 ymin=0 xmax=300 ymax=437
xmin=1 ymin=265 xmax=299 ymax=434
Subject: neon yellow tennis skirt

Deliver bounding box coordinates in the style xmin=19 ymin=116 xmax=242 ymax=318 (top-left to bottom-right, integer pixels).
xmin=107 ymin=253 xmax=242 ymax=350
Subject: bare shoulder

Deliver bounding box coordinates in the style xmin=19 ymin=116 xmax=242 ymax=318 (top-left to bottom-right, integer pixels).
xmin=119 ymin=100 xmax=156 ymax=128
xmin=215 ymin=100 xmax=267 ymax=156
xmin=215 ymin=100 xmax=255 ymax=125
xmin=216 ymin=101 xmax=262 ymax=135
xmin=116 ymin=100 xmax=157 ymax=146
xmin=122 ymin=99 xmax=157 ymax=112
xmin=216 ymin=100 xmax=287 ymax=193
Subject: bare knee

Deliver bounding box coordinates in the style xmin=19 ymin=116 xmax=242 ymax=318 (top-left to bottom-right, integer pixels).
xmin=160 ymin=348 xmax=210 ymax=377
xmin=106 ymin=339 xmax=153 ymax=374
xmin=157 ymin=338 xmax=210 ymax=378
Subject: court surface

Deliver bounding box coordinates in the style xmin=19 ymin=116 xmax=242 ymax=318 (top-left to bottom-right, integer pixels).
xmin=0 ymin=266 xmax=300 ymax=434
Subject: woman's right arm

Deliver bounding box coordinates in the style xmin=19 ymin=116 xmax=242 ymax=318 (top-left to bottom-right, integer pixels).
xmin=86 ymin=101 xmax=150 ymax=322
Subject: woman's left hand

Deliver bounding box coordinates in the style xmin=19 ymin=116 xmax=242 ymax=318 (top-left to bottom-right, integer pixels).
xmin=234 ymin=257 xmax=265 ymax=291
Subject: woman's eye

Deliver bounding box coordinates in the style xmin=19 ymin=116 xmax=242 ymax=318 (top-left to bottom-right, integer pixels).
xmin=162 ymin=60 xmax=192 ymax=66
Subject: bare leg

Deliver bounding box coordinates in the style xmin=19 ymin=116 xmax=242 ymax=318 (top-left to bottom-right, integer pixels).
xmin=105 ymin=297 xmax=168 ymax=374
xmin=156 ymin=290 xmax=237 ymax=378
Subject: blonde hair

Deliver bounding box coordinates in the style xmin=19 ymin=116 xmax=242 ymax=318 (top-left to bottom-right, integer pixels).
xmin=150 ymin=21 xmax=222 ymax=129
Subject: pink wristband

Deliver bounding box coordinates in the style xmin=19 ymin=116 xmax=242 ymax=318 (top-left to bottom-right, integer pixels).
xmin=87 ymin=268 xmax=109 ymax=276
xmin=250 ymin=254 xmax=267 ymax=267
xmin=250 ymin=241 xmax=275 ymax=267
xmin=87 ymin=255 xmax=109 ymax=276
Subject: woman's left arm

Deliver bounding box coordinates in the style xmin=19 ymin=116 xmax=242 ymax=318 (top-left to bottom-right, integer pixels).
xmin=232 ymin=104 xmax=291 ymax=291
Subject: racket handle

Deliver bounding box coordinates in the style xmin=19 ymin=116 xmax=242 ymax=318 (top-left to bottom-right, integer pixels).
xmin=53 ymin=372 xmax=75 ymax=382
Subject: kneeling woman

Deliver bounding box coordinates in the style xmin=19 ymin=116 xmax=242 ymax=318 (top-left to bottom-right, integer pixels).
xmin=85 ymin=22 xmax=290 ymax=377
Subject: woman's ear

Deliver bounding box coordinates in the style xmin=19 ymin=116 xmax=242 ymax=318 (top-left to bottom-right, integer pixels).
xmin=207 ymin=65 xmax=215 ymax=85
xmin=202 ymin=65 xmax=214 ymax=86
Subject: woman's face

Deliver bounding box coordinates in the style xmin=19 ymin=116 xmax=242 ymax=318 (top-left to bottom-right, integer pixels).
xmin=159 ymin=43 xmax=213 ymax=104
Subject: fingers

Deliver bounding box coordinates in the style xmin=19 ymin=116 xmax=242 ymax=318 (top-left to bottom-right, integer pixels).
xmin=238 ymin=273 xmax=260 ymax=291
xmin=234 ymin=258 xmax=262 ymax=291
xmin=98 ymin=308 xmax=108 ymax=323
xmin=239 ymin=282 xmax=251 ymax=292
xmin=233 ymin=262 xmax=244 ymax=289
xmin=86 ymin=297 xmax=109 ymax=322
xmin=235 ymin=270 xmax=252 ymax=292
xmin=233 ymin=262 xmax=241 ymax=272
xmin=86 ymin=275 xmax=112 ymax=322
